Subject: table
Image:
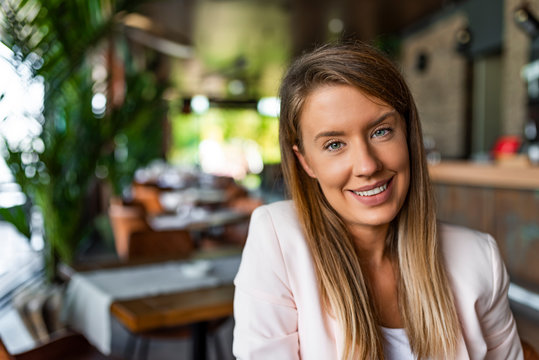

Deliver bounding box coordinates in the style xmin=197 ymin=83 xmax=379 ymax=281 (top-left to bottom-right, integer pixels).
xmin=111 ymin=284 xmax=235 ymax=360
xmin=61 ymin=252 xmax=241 ymax=360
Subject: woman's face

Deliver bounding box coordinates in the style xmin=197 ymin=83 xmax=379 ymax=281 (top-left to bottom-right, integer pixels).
xmin=294 ymin=85 xmax=410 ymax=236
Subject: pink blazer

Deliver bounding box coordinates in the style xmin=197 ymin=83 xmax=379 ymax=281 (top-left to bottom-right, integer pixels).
xmin=233 ymin=201 xmax=523 ymax=359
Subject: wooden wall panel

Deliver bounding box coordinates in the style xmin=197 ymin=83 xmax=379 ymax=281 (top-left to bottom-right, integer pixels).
xmin=433 ymin=183 xmax=539 ymax=288
xmin=494 ymin=189 xmax=539 ymax=287
xmin=433 ymin=184 xmax=495 ymax=234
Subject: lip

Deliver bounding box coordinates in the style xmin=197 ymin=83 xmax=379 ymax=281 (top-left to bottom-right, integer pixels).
xmin=351 ymin=177 xmax=393 ymax=192
xmin=348 ymin=177 xmax=394 ymax=206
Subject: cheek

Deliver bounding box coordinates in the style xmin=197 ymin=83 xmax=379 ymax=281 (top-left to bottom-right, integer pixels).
xmin=397 ymin=149 xmax=410 ymax=173
xmin=313 ymin=157 xmax=350 ymax=191
xmin=391 ymin=137 xmax=410 ymax=170
xmin=395 ymin=145 xmax=411 ymax=191
xmin=381 ymin=137 xmax=410 ymax=186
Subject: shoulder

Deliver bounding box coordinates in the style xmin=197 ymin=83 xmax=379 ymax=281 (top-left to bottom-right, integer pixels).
xmin=439 ymin=223 xmax=504 ymax=308
xmin=235 ymin=200 xmax=307 ymax=305
xmin=245 ymin=199 xmax=299 ymax=250
xmin=439 ymin=223 xmax=497 ymax=276
xmin=251 ymin=200 xmax=299 ymax=225
xmin=438 ymin=226 xmax=523 ymax=358
xmin=248 ymin=200 xmax=304 ymax=242
xmin=247 ymin=199 xmax=309 ymax=257
xmin=439 ymin=223 xmax=496 ymax=259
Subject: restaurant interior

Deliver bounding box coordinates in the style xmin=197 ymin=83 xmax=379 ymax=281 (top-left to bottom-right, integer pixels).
xmin=0 ymin=0 xmax=539 ymax=359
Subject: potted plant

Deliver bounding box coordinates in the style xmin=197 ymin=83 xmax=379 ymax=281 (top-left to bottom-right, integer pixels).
xmin=0 ymin=0 xmax=165 ymax=279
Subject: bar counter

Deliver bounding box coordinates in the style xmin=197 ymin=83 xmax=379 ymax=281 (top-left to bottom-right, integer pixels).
xmin=428 ymin=160 xmax=539 ymax=190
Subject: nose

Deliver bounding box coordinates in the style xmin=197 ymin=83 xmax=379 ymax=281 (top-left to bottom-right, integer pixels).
xmin=352 ymin=142 xmax=382 ymax=177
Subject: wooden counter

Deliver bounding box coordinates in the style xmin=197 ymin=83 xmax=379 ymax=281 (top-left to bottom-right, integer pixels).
xmin=428 ymin=161 xmax=539 ymax=190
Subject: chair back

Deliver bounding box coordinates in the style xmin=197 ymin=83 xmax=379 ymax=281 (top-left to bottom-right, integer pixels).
xmin=131 ymin=183 xmax=164 ymax=215
xmin=128 ymin=229 xmax=194 ymax=260
xmin=0 ymin=332 xmax=114 ymax=360
xmin=0 ymin=337 xmax=14 ymax=360
xmin=108 ymin=199 xmax=150 ymax=259
xmin=523 ymin=340 xmax=539 ymax=360
xmin=108 ymin=198 xmax=194 ymax=260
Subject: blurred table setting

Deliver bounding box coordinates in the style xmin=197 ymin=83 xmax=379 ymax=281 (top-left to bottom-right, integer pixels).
xmin=108 ymin=162 xmax=263 ymax=261
xmin=148 ymin=206 xmax=249 ymax=232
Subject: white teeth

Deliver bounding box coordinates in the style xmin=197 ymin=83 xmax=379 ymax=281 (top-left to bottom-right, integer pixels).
xmin=353 ymin=183 xmax=388 ymax=197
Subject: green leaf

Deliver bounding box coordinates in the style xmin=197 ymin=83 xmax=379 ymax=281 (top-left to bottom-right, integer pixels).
xmin=0 ymin=205 xmax=31 ymax=239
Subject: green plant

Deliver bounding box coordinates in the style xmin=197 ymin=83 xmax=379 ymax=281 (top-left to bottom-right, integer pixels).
xmin=0 ymin=205 xmax=31 ymax=238
xmin=0 ymin=0 xmax=165 ymax=278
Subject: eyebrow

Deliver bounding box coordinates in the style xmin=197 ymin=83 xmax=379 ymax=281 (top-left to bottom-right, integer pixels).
xmin=313 ymin=110 xmax=398 ymax=142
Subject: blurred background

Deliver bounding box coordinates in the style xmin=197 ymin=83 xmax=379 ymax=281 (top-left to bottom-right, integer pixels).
xmin=0 ymin=0 xmax=538 ymax=358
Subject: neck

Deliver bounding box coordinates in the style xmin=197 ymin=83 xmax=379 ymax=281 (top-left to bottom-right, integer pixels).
xmin=349 ymin=223 xmax=391 ymax=267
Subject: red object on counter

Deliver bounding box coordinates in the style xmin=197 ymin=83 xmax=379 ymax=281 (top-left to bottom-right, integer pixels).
xmin=492 ymin=135 xmax=522 ymax=159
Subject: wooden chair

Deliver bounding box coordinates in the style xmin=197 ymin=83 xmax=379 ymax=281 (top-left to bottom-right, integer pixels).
xmin=123 ymin=320 xmax=229 ymax=360
xmin=220 ymin=196 xmax=262 ymax=246
xmin=523 ymin=340 xmax=539 ymax=360
xmin=131 ymin=182 xmax=164 ymax=215
xmin=108 ymin=198 xmax=194 ymax=261
xmin=0 ymin=332 xmax=118 ymax=360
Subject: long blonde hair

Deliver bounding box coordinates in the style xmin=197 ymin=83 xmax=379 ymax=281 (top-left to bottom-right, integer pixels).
xmin=279 ymin=42 xmax=460 ymax=359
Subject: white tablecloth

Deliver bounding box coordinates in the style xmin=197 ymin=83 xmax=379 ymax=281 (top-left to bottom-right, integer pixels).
xmin=149 ymin=208 xmax=245 ymax=231
xmin=61 ymin=255 xmax=241 ymax=355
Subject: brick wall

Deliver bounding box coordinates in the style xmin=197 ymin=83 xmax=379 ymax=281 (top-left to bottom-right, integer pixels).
xmin=400 ymin=13 xmax=469 ymax=158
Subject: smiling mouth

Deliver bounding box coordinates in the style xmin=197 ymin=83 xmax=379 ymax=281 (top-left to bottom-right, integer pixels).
xmin=352 ymin=180 xmax=390 ymax=197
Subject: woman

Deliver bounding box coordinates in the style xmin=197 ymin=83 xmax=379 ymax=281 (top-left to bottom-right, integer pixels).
xmin=233 ymin=43 xmax=523 ymax=359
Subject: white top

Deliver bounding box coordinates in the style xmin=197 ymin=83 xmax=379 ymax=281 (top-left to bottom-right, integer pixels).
xmin=381 ymin=327 xmax=416 ymax=360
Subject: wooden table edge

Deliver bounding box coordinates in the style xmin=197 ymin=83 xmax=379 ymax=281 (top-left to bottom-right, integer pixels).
xmin=110 ymin=284 xmax=235 ymax=333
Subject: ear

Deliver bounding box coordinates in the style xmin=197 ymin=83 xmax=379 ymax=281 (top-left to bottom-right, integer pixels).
xmin=293 ymin=145 xmax=316 ymax=178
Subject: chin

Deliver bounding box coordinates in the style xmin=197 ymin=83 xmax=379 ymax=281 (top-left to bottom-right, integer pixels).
xmin=344 ymin=207 xmax=401 ymax=229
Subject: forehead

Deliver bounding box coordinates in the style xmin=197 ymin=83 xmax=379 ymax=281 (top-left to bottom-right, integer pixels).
xmin=299 ymin=85 xmax=396 ymax=132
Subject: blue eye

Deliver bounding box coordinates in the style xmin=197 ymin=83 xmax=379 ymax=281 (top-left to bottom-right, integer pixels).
xmin=373 ymin=128 xmax=391 ymax=138
xmin=326 ymin=141 xmax=344 ymax=151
